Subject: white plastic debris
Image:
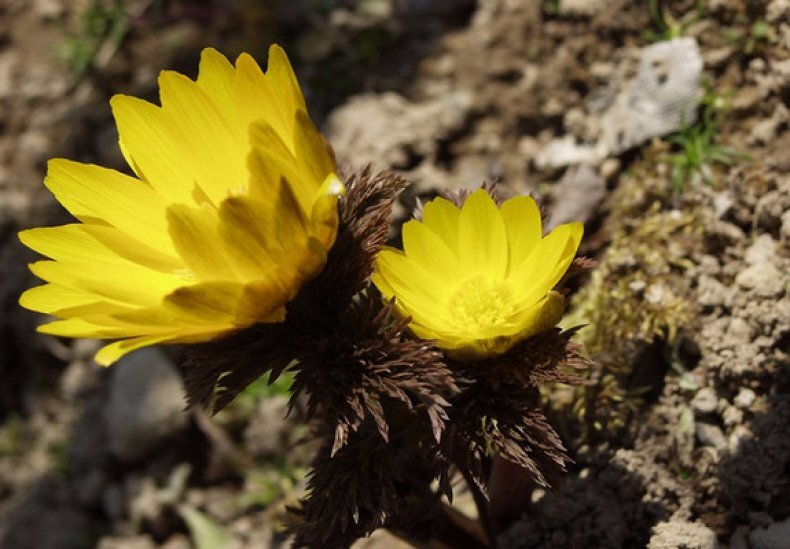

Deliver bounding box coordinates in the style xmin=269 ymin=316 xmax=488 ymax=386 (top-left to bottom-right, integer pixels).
xmin=536 ymin=38 xmax=703 ymax=169
xmin=559 ymin=0 xmax=608 ymax=17
xmin=602 ymin=37 xmax=703 ymax=153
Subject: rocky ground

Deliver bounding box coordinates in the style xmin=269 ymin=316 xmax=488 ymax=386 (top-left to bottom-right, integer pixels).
xmin=0 ymin=0 xmax=788 ymax=548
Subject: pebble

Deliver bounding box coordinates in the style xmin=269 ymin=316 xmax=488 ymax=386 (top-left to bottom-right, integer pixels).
xmin=731 ymin=86 xmax=765 ymax=113
xmin=101 ymin=483 xmax=126 ymax=522
xmin=559 ymin=0 xmax=608 ymax=16
xmin=766 ymin=0 xmax=790 ymax=23
xmin=697 ymin=275 xmax=729 ymax=308
xmin=729 ymin=526 xmax=750 ymax=549
xmin=696 ymin=422 xmax=726 ymax=449
xmin=33 ymin=0 xmax=66 ymax=19
xmin=749 ymin=517 xmax=790 ymax=549
xmin=649 ymin=520 xmax=719 ymax=549
xmin=744 ymin=235 xmax=778 ymax=267
xmin=722 ymin=406 xmax=743 ymax=428
xmin=352 ymin=528 xmax=417 ymax=549
xmin=243 ymin=395 xmax=290 ymax=458
xmin=735 ymin=264 xmax=783 ymax=297
xmin=713 ymin=192 xmax=735 ymax=218
xmin=600 ymin=157 xmax=621 ymax=181
xmin=725 ymin=318 xmax=754 ymax=346
xmin=734 ymin=388 xmax=757 ymax=410
xmin=728 ymin=425 xmax=752 ymax=454
xmin=104 ymin=348 xmax=189 ymax=462
xmin=692 ymin=387 xmax=719 ymax=415
xmin=97 ymin=536 xmax=157 ymax=549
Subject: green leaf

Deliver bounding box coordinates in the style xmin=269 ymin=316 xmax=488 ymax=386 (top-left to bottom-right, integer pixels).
xmin=178 ymin=505 xmax=232 ymax=549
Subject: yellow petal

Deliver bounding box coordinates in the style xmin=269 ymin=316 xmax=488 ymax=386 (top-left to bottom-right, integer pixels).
xmin=37 ymin=317 xmax=151 ymax=338
xmin=374 ymin=249 xmax=449 ymax=319
xmin=266 ymin=44 xmax=307 ymax=116
xmin=458 ymin=189 xmax=507 ymax=278
xmin=293 ymin=110 xmax=337 ymax=196
xmin=307 ymin=174 xmax=344 ymax=251
xmin=20 ymin=224 xmax=182 ymax=272
xmin=110 ymin=95 xmax=195 ymax=204
xmin=164 ymin=281 xmax=250 ymax=323
xmin=166 ymin=204 xmax=239 ymax=281
xmin=29 ymin=260 xmax=182 ymax=308
xmin=163 ymin=277 xmax=293 ymax=328
xmin=159 ymin=70 xmax=246 ymax=204
xmin=500 ymin=195 xmax=542 ymax=273
xmin=420 ymin=196 xmax=461 ymax=254
xmin=513 ymin=290 xmax=566 ymax=340
xmin=196 ymin=48 xmax=240 ymax=141
xmin=402 ymin=219 xmax=460 ymax=284
xmin=234 ymin=53 xmax=290 ymax=150
xmin=44 ymin=159 xmax=176 ymax=255
xmin=510 ymin=222 xmax=583 ymax=306
xmin=20 ymin=283 xmax=96 ymax=314
xmin=217 ymin=193 xmax=311 ymax=280
xmin=94 ymin=334 xmax=177 ymax=366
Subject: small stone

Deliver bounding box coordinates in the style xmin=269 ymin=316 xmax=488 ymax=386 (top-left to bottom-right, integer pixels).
xmin=558 ymin=0 xmax=608 ymax=16
xmin=97 ymin=536 xmax=157 ymax=549
xmin=600 ymin=157 xmax=621 ymax=181
xmin=102 ymin=484 xmax=126 ymax=521
xmin=749 ymin=517 xmax=790 ymax=549
xmin=749 ymin=103 xmax=789 ymax=144
xmin=518 ymin=136 xmax=540 ymax=158
xmin=729 ymin=526 xmax=750 ymax=549
xmin=744 ymin=234 xmax=778 ymax=267
xmin=731 ymin=86 xmax=765 ymax=112
xmin=352 ymin=528 xmax=415 ymax=549
xmin=243 ymin=395 xmax=290 ymax=458
xmin=728 ymin=425 xmax=752 ymax=453
xmin=644 ymin=283 xmax=667 ymax=304
xmin=161 ymin=534 xmax=194 ymax=549
xmin=75 ymin=470 xmax=107 ymax=507
xmin=629 ymin=280 xmax=647 ymax=292
xmin=697 ymin=275 xmax=729 ymax=308
xmin=649 ymin=520 xmax=719 ymax=549
xmin=104 ymin=348 xmax=189 ymax=462
xmin=713 ymin=192 xmax=735 ymax=218
xmin=725 ymin=318 xmax=754 ymax=346
xmin=766 ymin=0 xmax=790 ymax=23
xmin=59 ymin=357 xmax=100 ymax=400
xmin=704 ymin=46 xmax=735 ymax=68
xmin=722 ymin=405 xmax=743 ymax=427
xmin=0 ymin=499 xmax=98 ymax=549
xmin=696 ymin=422 xmax=726 ymax=449
xmin=548 ymin=164 xmax=606 ymax=228
xmin=735 ymin=264 xmax=783 ymax=297
xmin=734 ymin=388 xmax=757 ymax=410
xmin=692 ymin=387 xmax=719 ymax=415
xmin=127 ymin=476 xmax=163 ymax=524
xmin=33 ymin=0 xmax=66 ymax=19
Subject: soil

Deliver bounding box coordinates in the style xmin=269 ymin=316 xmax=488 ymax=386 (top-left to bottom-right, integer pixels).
xmin=0 ymin=0 xmax=788 ymax=548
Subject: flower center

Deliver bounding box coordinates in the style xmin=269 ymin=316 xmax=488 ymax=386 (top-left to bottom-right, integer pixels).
xmin=447 ymin=276 xmax=515 ymax=331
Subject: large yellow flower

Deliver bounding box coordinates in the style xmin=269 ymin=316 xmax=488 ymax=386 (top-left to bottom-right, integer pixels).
xmin=372 ymin=189 xmax=582 ymax=360
xmin=19 ymin=45 xmax=344 ymax=366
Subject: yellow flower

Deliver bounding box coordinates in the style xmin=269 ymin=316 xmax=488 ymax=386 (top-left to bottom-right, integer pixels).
xmin=372 ymin=189 xmax=583 ymax=360
xmin=19 ymin=45 xmax=344 ymax=366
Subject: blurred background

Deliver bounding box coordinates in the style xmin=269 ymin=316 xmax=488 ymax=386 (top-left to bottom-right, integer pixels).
xmin=0 ymin=1 xmax=787 ymax=547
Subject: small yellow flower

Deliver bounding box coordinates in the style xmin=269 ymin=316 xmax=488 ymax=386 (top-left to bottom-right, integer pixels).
xmin=19 ymin=45 xmax=344 ymax=366
xmin=372 ymin=189 xmax=583 ymax=360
